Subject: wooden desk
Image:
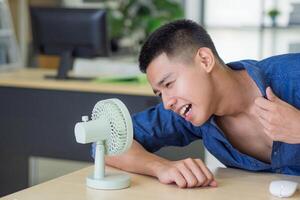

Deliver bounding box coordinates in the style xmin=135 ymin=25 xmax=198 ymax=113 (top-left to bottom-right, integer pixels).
xmin=0 ymin=68 xmax=154 ymax=95
xmin=0 ymin=68 xmax=159 ymax=196
xmin=2 ymin=166 xmax=300 ymax=200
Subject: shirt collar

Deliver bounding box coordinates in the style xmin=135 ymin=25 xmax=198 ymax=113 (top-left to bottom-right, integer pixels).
xmin=226 ymin=60 xmax=268 ymax=98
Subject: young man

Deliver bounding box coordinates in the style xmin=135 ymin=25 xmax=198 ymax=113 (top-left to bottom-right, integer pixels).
xmin=105 ymin=20 xmax=300 ymax=188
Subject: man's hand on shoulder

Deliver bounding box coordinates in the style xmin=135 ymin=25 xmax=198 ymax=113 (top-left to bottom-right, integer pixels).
xmin=254 ymin=87 xmax=300 ymax=144
xmin=153 ymin=158 xmax=218 ymax=188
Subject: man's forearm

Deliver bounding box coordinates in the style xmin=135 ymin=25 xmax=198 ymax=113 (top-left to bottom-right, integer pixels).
xmin=105 ymin=140 xmax=169 ymax=177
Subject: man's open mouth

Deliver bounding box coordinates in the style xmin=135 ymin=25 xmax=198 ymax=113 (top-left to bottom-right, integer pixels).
xmin=180 ymin=104 xmax=192 ymax=117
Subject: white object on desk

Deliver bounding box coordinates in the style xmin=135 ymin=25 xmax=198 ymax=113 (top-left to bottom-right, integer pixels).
xmin=74 ymin=98 xmax=133 ymax=190
xmin=269 ymin=180 xmax=298 ymax=198
xmin=73 ymin=57 xmax=141 ymax=79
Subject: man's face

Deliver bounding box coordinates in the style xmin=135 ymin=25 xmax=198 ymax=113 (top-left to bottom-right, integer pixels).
xmin=146 ymin=52 xmax=216 ymax=126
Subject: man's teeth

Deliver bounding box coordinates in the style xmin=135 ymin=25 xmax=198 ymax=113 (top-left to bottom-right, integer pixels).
xmin=180 ymin=105 xmax=188 ymax=115
xmin=180 ymin=104 xmax=191 ymax=116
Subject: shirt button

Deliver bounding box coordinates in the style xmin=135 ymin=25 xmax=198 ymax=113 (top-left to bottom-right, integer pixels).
xmin=274 ymin=151 xmax=278 ymax=156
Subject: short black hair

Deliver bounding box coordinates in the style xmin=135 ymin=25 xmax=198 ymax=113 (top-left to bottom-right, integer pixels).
xmin=138 ymin=19 xmax=223 ymax=73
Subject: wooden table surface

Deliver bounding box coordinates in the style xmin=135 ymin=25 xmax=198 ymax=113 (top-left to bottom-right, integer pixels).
xmin=2 ymin=166 xmax=300 ymax=200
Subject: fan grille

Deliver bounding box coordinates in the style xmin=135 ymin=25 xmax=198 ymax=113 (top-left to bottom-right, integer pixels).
xmin=92 ymin=99 xmax=131 ymax=155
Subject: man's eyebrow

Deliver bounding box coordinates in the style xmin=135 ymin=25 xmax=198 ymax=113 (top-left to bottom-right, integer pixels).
xmin=157 ymin=73 xmax=172 ymax=87
xmin=152 ymin=73 xmax=172 ymax=95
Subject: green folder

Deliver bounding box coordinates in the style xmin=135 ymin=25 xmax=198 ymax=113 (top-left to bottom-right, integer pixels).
xmin=92 ymin=74 xmax=148 ymax=85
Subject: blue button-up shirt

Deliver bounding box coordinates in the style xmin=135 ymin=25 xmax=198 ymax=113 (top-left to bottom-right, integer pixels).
xmin=133 ymin=53 xmax=300 ymax=175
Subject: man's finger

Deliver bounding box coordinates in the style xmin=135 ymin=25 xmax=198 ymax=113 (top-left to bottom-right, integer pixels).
xmin=184 ymin=158 xmax=206 ymax=187
xmin=171 ymin=168 xmax=187 ymax=188
xmin=209 ymin=180 xmax=218 ymax=187
xmin=177 ymin=162 xmax=198 ymax=188
xmin=257 ymin=114 xmax=270 ymax=130
xmin=255 ymin=105 xmax=273 ymax=123
xmin=254 ymin=97 xmax=275 ymax=111
xmin=194 ymin=159 xmax=216 ymax=187
xmin=256 ymin=113 xmax=277 ymax=141
xmin=263 ymin=128 xmax=277 ymax=141
xmin=266 ymin=87 xmax=278 ymax=102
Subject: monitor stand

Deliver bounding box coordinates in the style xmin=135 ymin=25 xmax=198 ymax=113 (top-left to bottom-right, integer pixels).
xmin=44 ymin=51 xmax=93 ymax=81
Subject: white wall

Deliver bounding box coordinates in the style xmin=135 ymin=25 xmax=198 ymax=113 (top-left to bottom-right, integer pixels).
xmin=205 ymin=0 xmax=296 ymax=27
xmin=205 ymin=0 xmax=261 ymax=27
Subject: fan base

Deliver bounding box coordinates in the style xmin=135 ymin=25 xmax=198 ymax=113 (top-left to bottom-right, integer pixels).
xmin=86 ymin=172 xmax=130 ymax=190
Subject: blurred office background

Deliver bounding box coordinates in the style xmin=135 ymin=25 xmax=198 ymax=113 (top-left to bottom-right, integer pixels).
xmin=3 ymin=0 xmax=300 ymax=69
xmin=1 ymin=0 xmax=300 ymax=191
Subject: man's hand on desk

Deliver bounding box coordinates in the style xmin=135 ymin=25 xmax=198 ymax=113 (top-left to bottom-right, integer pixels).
xmin=154 ymin=158 xmax=218 ymax=188
xmin=106 ymin=140 xmax=217 ymax=189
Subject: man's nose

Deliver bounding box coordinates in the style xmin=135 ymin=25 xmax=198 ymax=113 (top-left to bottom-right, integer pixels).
xmin=162 ymin=93 xmax=176 ymax=110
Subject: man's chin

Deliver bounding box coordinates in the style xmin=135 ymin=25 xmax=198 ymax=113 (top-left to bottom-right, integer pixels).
xmin=190 ymin=115 xmax=210 ymax=126
xmin=190 ymin=119 xmax=205 ymax=127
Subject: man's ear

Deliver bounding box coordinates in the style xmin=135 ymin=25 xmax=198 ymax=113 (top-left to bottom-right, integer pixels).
xmin=194 ymin=47 xmax=215 ymax=73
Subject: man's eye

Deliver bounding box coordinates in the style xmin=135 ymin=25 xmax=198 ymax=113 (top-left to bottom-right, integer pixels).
xmin=165 ymin=82 xmax=173 ymax=88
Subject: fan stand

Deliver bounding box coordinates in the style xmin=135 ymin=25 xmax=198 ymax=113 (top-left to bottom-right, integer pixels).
xmin=86 ymin=141 xmax=131 ymax=190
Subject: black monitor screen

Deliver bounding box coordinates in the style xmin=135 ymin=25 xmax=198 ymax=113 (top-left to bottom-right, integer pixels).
xmin=30 ymin=7 xmax=110 ymax=79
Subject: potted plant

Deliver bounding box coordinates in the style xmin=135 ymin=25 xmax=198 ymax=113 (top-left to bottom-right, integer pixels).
xmin=101 ymin=0 xmax=184 ymax=53
xmin=267 ymin=8 xmax=280 ymax=27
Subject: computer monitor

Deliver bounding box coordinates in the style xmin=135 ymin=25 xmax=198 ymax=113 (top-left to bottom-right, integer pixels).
xmin=30 ymin=7 xmax=110 ymax=80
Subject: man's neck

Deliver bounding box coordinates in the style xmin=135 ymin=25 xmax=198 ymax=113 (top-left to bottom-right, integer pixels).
xmin=212 ymin=65 xmax=262 ymax=117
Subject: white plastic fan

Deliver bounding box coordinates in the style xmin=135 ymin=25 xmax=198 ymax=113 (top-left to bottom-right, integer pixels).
xmin=74 ymin=98 xmax=133 ymax=189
